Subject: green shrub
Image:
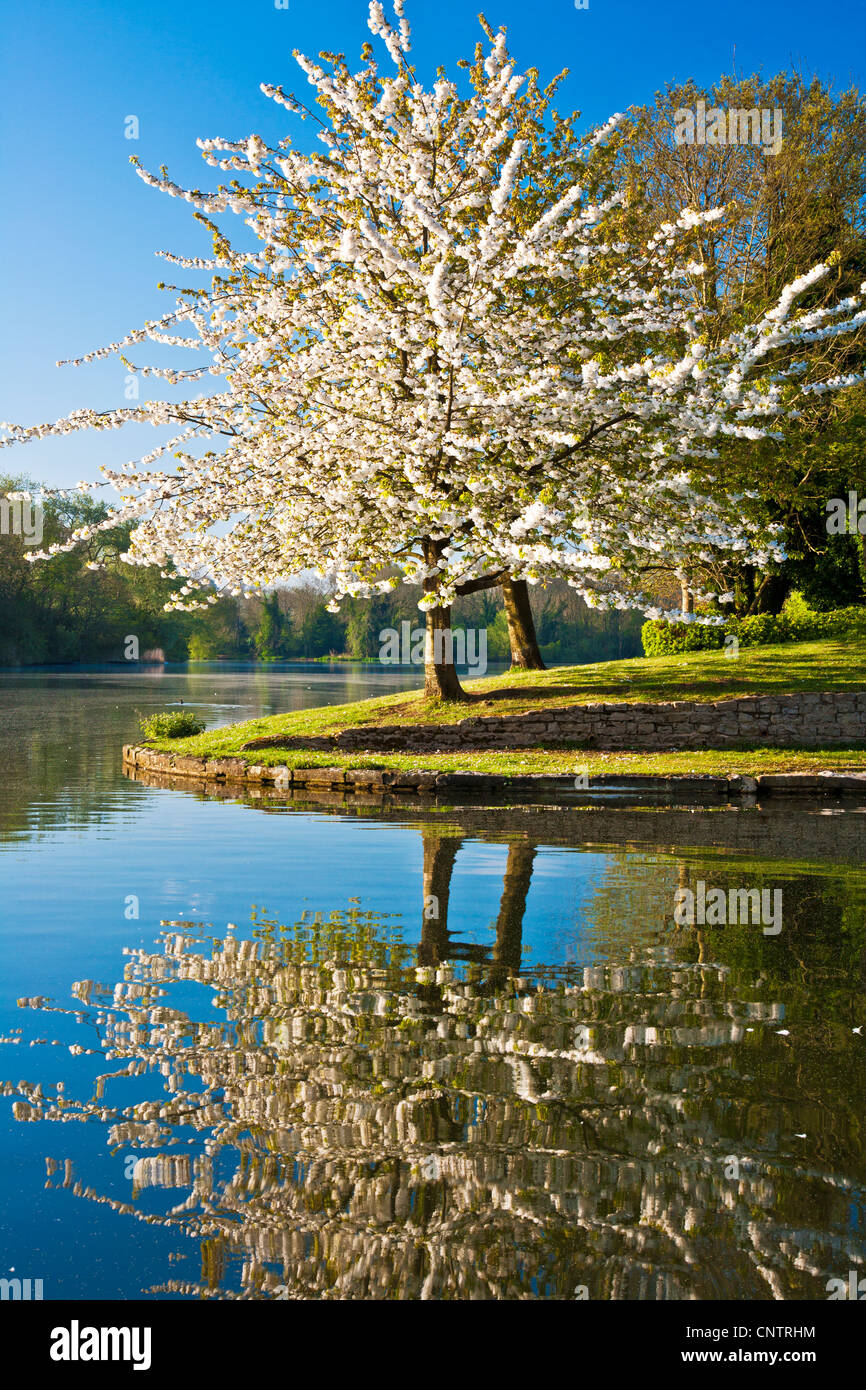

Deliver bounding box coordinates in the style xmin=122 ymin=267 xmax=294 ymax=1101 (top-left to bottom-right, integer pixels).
xmin=641 ymin=603 xmax=866 ymax=657
xmin=139 ymin=710 xmax=206 ymax=740
xmin=788 ymin=606 xmax=866 ymax=641
xmin=736 ymin=613 xmax=794 ymax=646
xmin=781 ymin=590 xmax=812 ymax=624
xmin=640 ymin=620 xmax=727 ymax=658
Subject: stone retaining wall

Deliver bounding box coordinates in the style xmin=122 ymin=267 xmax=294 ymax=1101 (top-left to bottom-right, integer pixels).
xmin=122 ymin=745 xmax=866 ymax=802
xmin=240 ymin=689 xmax=866 ymax=754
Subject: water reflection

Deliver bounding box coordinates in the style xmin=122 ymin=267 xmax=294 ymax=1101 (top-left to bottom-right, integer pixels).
xmin=0 ymin=663 xmax=427 ymax=843
xmin=5 ymin=824 xmax=865 ymax=1301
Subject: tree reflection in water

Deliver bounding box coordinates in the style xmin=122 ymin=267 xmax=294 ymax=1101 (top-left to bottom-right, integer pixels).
xmin=6 ymin=826 xmax=866 ymax=1300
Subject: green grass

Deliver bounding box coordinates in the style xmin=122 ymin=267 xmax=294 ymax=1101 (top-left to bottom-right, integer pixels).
xmin=141 ymin=637 xmax=866 ymax=776
xmin=142 ymin=744 xmax=866 ymax=778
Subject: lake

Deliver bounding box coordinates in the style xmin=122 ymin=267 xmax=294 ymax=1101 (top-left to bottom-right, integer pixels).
xmin=1 ymin=665 xmax=864 ymax=1301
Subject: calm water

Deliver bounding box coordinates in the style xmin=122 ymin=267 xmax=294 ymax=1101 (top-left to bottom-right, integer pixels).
xmin=0 ymin=666 xmax=864 ymax=1301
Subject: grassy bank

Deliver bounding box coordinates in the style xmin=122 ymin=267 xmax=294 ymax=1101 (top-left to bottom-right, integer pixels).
xmin=138 ymin=744 xmax=866 ymax=777
xmin=143 ymin=637 xmax=866 ymax=777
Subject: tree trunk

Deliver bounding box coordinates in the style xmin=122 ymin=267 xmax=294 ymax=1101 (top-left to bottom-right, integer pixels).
xmin=423 ymin=603 xmax=468 ymax=699
xmin=490 ymin=840 xmax=536 ymax=986
xmin=749 ymin=573 xmax=790 ymax=615
xmin=501 ymin=575 xmax=546 ymax=670
xmin=423 ymin=538 xmax=468 ymax=700
xmin=732 ymin=564 xmax=755 ymax=617
xmin=419 ymin=832 xmax=460 ymax=966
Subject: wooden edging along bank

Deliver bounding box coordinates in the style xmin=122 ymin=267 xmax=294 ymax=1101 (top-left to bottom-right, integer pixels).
xmin=122 ymin=745 xmax=866 ymax=800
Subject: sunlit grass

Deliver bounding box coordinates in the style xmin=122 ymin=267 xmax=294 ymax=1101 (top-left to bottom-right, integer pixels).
xmin=144 ymin=637 xmax=866 ymax=773
xmin=141 ymin=745 xmax=866 ymax=777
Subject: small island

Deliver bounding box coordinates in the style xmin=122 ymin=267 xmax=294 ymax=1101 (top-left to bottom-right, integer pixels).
xmin=127 ymin=637 xmax=866 ymax=798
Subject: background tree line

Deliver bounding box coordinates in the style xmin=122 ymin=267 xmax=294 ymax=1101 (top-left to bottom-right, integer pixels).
xmin=0 ymin=473 xmax=642 ymax=665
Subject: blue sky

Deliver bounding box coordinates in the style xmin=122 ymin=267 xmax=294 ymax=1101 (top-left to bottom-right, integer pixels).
xmin=1 ymin=0 xmax=864 ymax=489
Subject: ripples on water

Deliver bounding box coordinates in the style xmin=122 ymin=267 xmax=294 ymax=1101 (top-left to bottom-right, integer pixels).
xmin=0 ymin=669 xmax=864 ymax=1300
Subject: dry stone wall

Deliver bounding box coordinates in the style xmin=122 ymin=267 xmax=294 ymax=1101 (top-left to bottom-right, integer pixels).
xmin=251 ymin=690 xmax=866 ymax=754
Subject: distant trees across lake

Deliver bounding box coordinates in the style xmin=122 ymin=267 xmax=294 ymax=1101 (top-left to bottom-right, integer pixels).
xmin=0 ymin=475 xmax=642 ymax=667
